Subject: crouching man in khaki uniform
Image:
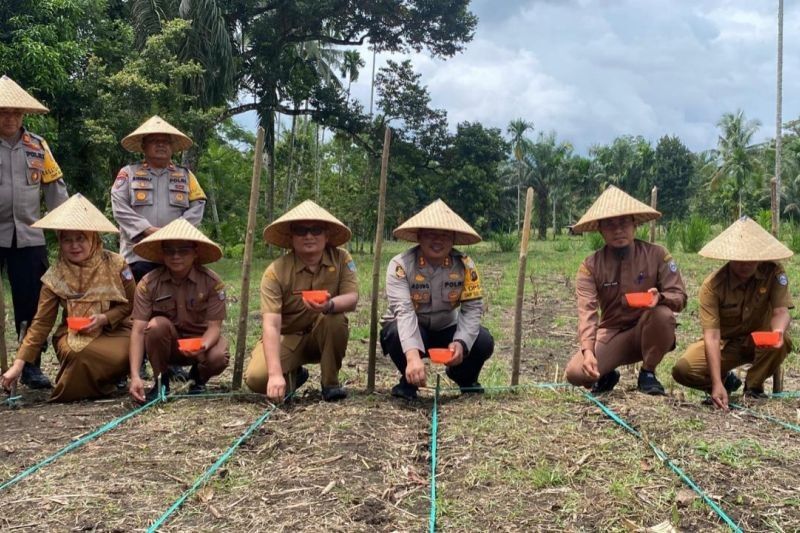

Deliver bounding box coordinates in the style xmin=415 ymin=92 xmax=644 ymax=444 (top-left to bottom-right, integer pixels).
xmin=672 ymin=216 xmax=793 ymax=409
xmin=245 ymin=200 xmax=358 ymax=403
xmin=128 ymin=219 xmax=229 ymax=402
xmin=565 ymin=186 xmax=687 ymax=395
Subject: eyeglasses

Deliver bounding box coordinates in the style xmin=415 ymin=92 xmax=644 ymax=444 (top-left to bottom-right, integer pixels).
xmin=290 ymin=225 xmax=325 ymax=237
xmin=162 ymin=245 xmax=196 ymax=257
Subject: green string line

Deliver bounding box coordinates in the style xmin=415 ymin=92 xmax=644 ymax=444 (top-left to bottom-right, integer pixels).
xmin=428 ymin=375 xmax=440 ymax=533
xmin=170 ymin=391 xmax=268 ymax=400
xmin=0 ymin=392 xmax=165 ymax=492
xmin=730 ymin=403 xmax=800 ymax=433
xmin=147 ymin=390 xmax=295 ymax=532
xmin=439 ymin=382 xmax=570 ymax=393
xmin=583 ymin=392 xmax=743 ymax=533
xmin=771 ymin=391 xmax=800 ymax=399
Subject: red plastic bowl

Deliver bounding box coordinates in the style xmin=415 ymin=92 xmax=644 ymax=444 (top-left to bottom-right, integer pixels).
xmin=625 ymin=292 xmax=655 ymax=308
xmin=751 ymin=331 xmax=780 ymax=348
xmin=178 ymin=338 xmax=204 ymax=352
xmin=429 ymin=348 xmax=454 ymax=364
xmin=67 ymin=316 xmax=92 ymax=331
xmin=302 ymin=290 xmax=330 ymax=304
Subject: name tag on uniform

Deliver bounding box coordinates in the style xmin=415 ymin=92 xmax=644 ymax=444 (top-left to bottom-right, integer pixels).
xmin=601 ymin=281 xmax=619 ymax=288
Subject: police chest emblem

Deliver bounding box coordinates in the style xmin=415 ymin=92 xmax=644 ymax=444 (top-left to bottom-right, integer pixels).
xmin=30 ymin=171 xmax=40 ymax=183
xmin=779 ymin=274 xmax=788 ymax=286
xmin=328 ymin=266 xmax=336 ymax=272
xmin=448 ymin=272 xmax=460 ymax=280
xmin=414 ymin=273 xmax=425 ymax=282
xmin=395 ymin=265 xmax=406 ymax=278
xmin=759 ymin=287 xmax=767 ymax=294
xmin=176 ymin=193 xmax=185 ymax=201
xmin=136 ymin=192 xmax=147 ymax=200
xmin=669 ymin=261 xmax=678 ymax=273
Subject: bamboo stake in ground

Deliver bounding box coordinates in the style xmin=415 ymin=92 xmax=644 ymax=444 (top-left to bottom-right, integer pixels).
xmin=366 ymin=127 xmax=392 ymax=393
xmin=0 ymin=277 xmax=7 ymax=373
xmin=649 ymin=186 xmax=658 ymax=243
xmin=511 ymin=187 xmax=534 ymax=386
xmin=770 ymin=177 xmax=784 ymax=393
xmin=232 ymin=127 xmax=265 ymax=390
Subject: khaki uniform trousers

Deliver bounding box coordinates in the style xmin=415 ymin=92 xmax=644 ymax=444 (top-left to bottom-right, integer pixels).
xmin=51 ymin=334 xmax=130 ymax=402
xmin=566 ymin=306 xmax=676 ymax=387
xmin=672 ymin=335 xmax=792 ymax=391
xmin=144 ymin=316 xmax=229 ymax=382
xmin=245 ymin=313 xmax=348 ymax=393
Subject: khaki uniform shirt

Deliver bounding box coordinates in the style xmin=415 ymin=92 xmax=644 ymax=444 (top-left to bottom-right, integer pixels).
xmin=17 ymin=261 xmax=135 ymax=363
xmin=132 ymin=265 xmax=226 ymax=337
xmin=699 ymin=262 xmax=793 ymax=339
xmin=259 ymin=247 xmax=358 ymax=349
xmin=0 ymin=129 xmax=68 ymax=247
xmin=111 ymin=162 xmax=206 ymax=264
xmin=576 ymin=239 xmax=687 ymax=351
xmin=385 ymin=246 xmax=484 ymax=354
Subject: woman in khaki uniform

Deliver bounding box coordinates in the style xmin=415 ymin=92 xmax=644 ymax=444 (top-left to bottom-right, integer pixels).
xmin=0 ymin=194 xmax=134 ymax=402
xmin=672 ymin=217 xmax=793 ymax=409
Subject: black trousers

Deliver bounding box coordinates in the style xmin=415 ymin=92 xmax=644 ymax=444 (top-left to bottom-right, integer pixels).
xmin=0 ymin=240 xmax=49 ymax=364
xmin=380 ymin=321 xmax=494 ymax=387
xmin=130 ymin=261 xmax=160 ymax=283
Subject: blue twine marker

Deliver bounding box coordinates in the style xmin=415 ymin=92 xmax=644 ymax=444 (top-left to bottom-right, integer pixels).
xmin=428 ymin=375 xmax=440 ymax=533
xmin=439 ymin=382 xmax=570 ymax=393
xmin=170 ymin=391 xmax=268 ymax=400
xmin=771 ymin=391 xmax=800 ymax=399
xmin=730 ymin=403 xmax=800 ymax=434
xmin=0 ymin=394 xmax=164 ymax=492
xmin=584 ymin=392 xmax=743 ymax=533
xmin=147 ymin=390 xmax=295 ymax=532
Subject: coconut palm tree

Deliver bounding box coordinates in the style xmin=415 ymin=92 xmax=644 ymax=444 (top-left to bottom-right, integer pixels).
xmin=507 ymin=119 xmax=534 ymax=232
xmin=710 ymin=110 xmax=764 ymax=218
xmin=522 ymin=132 xmax=573 ymax=239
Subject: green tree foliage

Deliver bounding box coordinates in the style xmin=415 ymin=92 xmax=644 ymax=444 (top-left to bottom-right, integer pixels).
xmin=589 ymin=135 xmax=654 ymax=200
xmin=653 ymin=135 xmax=695 ymax=221
xmin=522 ymin=132 xmax=573 ymax=239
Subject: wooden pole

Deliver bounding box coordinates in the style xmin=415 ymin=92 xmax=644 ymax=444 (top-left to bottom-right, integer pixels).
xmin=232 ymin=127 xmax=265 ymax=390
xmin=366 ymin=127 xmax=392 ymax=393
xmin=0 ymin=277 xmax=7 ymax=373
xmin=649 ymin=185 xmax=658 ymax=243
xmin=511 ymin=188 xmax=534 ymax=386
xmin=770 ymin=177 xmax=784 ymax=392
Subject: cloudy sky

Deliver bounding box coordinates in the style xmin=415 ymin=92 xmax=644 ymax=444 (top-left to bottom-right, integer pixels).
xmin=341 ymin=0 xmax=800 ymax=154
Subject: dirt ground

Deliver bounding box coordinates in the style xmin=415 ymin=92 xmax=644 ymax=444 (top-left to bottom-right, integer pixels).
xmin=1 ymin=240 xmax=799 ymax=531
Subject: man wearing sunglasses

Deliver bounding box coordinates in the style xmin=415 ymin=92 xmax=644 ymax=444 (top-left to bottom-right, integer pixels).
xmin=127 ymin=219 xmax=229 ymax=402
xmin=245 ymin=200 xmax=358 ymax=402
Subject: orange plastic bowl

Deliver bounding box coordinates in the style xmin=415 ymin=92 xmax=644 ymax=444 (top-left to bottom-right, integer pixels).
xmin=302 ymin=290 xmax=330 ymax=304
xmin=178 ymin=338 xmax=204 ymax=352
xmin=751 ymin=331 xmax=780 ymax=348
xmin=67 ymin=316 xmax=92 ymax=331
xmin=625 ymin=292 xmax=655 ymax=308
xmin=429 ymin=348 xmax=454 ymax=364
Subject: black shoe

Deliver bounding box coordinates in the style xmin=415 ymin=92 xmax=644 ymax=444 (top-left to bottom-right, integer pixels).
xmin=723 ymin=372 xmax=742 ymax=394
xmin=294 ymin=366 xmax=310 ymax=390
xmin=167 ymin=365 xmax=191 ymax=382
xmin=188 ymin=365 xmax=205 ymax=395
xmin=20 ymin=362 xmax=52 ymax=389
xmin=116 ymin=376 xmax=128 ymax=391
xmin=637 ymin=370 xmax=665 ymax=396
xmin=321 ymin=386 xmax=347 ymax=402
xmin=591 ymin=370 xmax=620 ymax=394
xmin=743 ymin=388 xmax=768 ymax=400
xmin=459 ymin=382 xmax=484 ymax=394
xmin=391 ymin=379 xmax=418 ymax=401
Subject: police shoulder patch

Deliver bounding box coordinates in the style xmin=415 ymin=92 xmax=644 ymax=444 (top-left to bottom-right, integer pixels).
xmin=395 ymin=265 xmax=406 ymax=278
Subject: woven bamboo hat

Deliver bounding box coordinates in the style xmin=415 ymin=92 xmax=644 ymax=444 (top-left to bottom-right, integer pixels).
xmin=572 ymin=185 xmax=661 ymax=233
xmin=133 ymin=218 xmax=222 ymax=264
xmin=121 ymin=115 xmax=193 ymax=153
xmin=263 ymin=199 xmax=352 ymax=248
xmin=0 ymin=75 xmax=49 ymax=114
xmin=393 ymin=199 xmax=481 ymax=245
xmin=32 ymin=193 xmax=118 ymax=233
xmin=699 ymin=216 xmax=793 ymax=261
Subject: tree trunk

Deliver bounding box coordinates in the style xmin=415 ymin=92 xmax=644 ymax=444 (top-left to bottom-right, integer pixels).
xmin=551 ymin=194 xmax=557 ymax=239
xmin=536 ymin=188 xmax=549 ymax=239
xmin=206 ymin=174 xmax=222 ymax=239
xmin=284 ymin=112 xmax=298 ymax=210
xmin=314 ymin=123 xmax=321 ymax=201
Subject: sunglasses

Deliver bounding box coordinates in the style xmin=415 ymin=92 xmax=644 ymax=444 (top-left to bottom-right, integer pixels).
xmin=162 ymin=245 xmax=196 ymax=257
xmin=290 ymin=225 xmax=325 ymax=237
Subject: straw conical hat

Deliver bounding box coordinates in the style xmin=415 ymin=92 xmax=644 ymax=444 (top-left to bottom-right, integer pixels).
xmin=121 ymin=115 xmax=193 ymax=153
xmin=0 ymin=75 xmax=48 ymax=114
xmin=699 ymin=216 xmax=793 ymax=261
xmin=572 ymin=185 xmax=660 ymax=233
xmin=263 ymin=199 xmax=352 ymax=248
xmin=393 ymin=199 xmax=481 ymax=245
xmin=133 ymin=218 xmax=222 ymax=264
xmin=32 ymin=193 xmax=118 ymax=233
